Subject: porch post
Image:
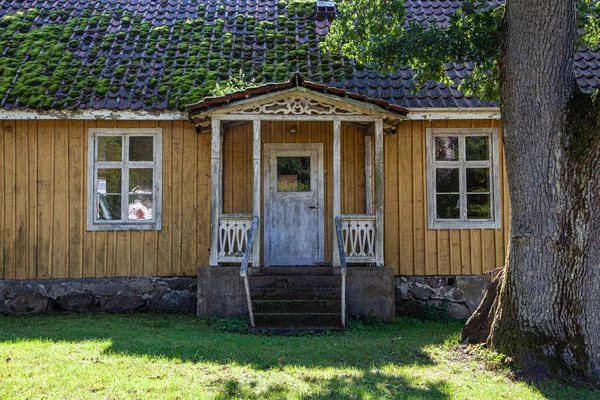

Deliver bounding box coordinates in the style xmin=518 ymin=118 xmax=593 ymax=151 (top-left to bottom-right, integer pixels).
xmin=364 ymin=135 xmax=373 ymax=215
xmin=252 ymin=119 xmax=261 ymax=265
xmin=333 ymin=120 xmax=341 ymax=267
xmin=374 ymin=119 xmax=384 ymax=267
xmin=209 ymin=118 xmax=221 ymax=267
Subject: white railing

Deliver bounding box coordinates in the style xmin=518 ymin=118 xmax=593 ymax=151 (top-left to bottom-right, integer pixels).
xmin=335 ymin=216 xmax=347 ymax=327
xmin=340 ymin=214 xmax=376 ymax=263
xmin=240 ymin=215 xmax=259 ymax=328
xmin=218 ymin=214 xmax=253 ymax=263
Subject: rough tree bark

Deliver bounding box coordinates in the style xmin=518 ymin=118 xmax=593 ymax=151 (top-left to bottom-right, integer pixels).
xmin=463 ymin=0 xmax=600 ymax=380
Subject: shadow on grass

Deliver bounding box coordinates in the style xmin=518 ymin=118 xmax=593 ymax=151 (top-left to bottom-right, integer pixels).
xmin=0 ymin=313 xmax=459 ymax=398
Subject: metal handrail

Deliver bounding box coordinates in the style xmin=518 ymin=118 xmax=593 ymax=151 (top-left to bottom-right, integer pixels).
xmin=334 ymin=216 xmax=347 ymax=327
xmin=240 ymin=215 xmax=259 ymax=328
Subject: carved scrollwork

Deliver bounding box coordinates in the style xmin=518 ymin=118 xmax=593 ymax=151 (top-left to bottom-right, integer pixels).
xmin=236 ymin=98 xmax=360 ymax=116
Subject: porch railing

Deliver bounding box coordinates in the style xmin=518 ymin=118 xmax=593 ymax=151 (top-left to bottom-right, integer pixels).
xmin=240 ymin=215 xmax=259 ymax=328
xmin=334 ymin=216 xmax=347 ymax=327
xmin=339 ymin=214 xmax=376 ymax=264
xmin=218 ymin=214 xmax=254 ymax=263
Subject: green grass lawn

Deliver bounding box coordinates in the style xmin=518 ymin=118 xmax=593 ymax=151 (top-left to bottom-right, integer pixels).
xmin=0 ymin=314 xmax=597 ymax=399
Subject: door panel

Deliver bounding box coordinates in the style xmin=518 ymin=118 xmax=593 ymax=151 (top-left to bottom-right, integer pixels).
xmin=264 ymin=144 xmax=324 ymax=266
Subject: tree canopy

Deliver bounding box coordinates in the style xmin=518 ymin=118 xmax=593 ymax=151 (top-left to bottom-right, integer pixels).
xmin=324 ymin=0 xmax=600 ymax=102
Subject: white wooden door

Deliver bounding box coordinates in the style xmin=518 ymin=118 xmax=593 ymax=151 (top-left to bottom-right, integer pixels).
xmin=264 ymin=144 xmax=324 ymax=266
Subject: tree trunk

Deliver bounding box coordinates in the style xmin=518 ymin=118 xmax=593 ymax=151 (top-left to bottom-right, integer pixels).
xmin=464 ymin=0 xmax=600 ymax=380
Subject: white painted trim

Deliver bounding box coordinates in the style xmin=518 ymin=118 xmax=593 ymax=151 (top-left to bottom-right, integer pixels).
xmin=374 ymin=119 xmax=385 ymax=267
xmin=1 ymin=109 xmax=187 ymax=120
xmin=426 ymin=127 xmax=501 ymax=230
xmin=332 ymin=120 xmax=341 ymax=267
xmin=216 ymin=114 xmax=384 ymax=122
xmin=263 ymin=143 xmax=325 ymax=266
xmin=406 ymin=107 xmax=501 ymax=120
xmin=86 ymin=128 xmax=162 ymax=231
xmin=364 ymin=135 xmax=373 ymax=215
xmin=209 ymin=118 xmax=222 ymax=266
xmin=252 ymin=120 xmax=262 ymax=265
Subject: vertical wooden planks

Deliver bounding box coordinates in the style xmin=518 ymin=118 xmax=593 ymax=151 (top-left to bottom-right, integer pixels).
xmin=157 ymin=121 xmax=173 ymax=275
xmin=399 ymin=120 xmax=415 ymax=275
xmin=68 ymin=120 xmax=83 ymax=278
xmin=3 ymin=121 xmax=16 ymax=279
xmin=384 ymin=130 xmax=399 ymax=273
xmin=27 ymin=121 xmax=38 ymax=278
xmin=36 ymin=121 xmax=55 ymax=278
xmin=196 ymin=130 xmax=211 ymax=267
xmin=82 ymin=120 xmax=96 ymax=277
xmin=180 ymin=121 xmax=197 ymax=276
xmin=15 ymin=121 xmax=29 ymax=279
xmin=52 ymin=120 xmax=69 ymax=278
xmin=411 ymin=121 xmax=426 ymax=276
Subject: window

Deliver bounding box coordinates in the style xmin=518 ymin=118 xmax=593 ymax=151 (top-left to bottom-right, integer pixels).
xmin=426 ymin=128 xmax=501 ymax=229
xmin=87 ymin=128 xmax=162 ymax=231
xmin=277 ymin=156 xmax=311 ymax=192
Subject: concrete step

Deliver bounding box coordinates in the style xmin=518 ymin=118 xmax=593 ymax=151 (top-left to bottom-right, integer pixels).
xmin=250 ymin=287 xmax=341 ymax=301
xmin=253 ymin=312 xmax=343 ymax=328
xmin=250 ymin=275 xmax=341 ymax=289
xmin=251 ymin=266 xmax=339 ymax=276
xmin=253 ymin=299 xmax=341 ymax=314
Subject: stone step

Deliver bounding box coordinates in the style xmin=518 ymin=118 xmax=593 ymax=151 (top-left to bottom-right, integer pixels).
xmin=253 ymin=299 xmax=341 ymax=314
xmin=250 ymin=266 xmax=339 ymax=276
xmin=250 ymin=275 xmax=341 ymax=289
xmin=253 ymin=312 xmax=343 ymax=328
xmin=250 ymin=287 xmax=341 ymax=301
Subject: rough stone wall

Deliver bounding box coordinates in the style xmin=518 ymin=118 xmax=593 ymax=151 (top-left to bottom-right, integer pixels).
xmin=395 ymin=276 xmax=485 ymax=320
xmin=0 ymin=277 xmax=197 ymax=315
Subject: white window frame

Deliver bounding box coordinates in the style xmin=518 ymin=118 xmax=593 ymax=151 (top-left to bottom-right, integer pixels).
xmin=426 ymin=127 xmax=501 ymax=230
xmin=87 ymin=128 xmax=162 ymax=231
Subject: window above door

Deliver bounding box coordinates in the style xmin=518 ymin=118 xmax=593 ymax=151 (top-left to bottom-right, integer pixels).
xmin=426 ymin=127 xmax=501 ymax=230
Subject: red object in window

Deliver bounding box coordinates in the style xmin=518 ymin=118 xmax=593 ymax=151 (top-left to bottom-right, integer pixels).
xmin=136 ymin=208 xmax=145 ymax=219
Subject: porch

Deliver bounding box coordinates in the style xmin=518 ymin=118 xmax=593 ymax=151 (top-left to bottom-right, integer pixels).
xmin=186 ymin=74 xmax=407 ymax=328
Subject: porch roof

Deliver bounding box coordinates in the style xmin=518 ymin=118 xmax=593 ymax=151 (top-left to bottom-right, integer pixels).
xmin=186 ymin=73 xmax=409 ymax=129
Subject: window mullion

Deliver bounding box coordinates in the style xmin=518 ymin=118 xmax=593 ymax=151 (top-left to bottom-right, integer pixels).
xmin=460 ymin=136 xmax=467 ymax=221
xmin=122 ymin=135 xmax=129 ymax=222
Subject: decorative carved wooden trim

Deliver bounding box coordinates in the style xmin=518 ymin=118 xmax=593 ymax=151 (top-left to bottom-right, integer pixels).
xmin=235 ymin=98 xmax=361 ymax=116
xmin=218 ymin=214 xmax=254 ymax=262
xmin=340 ymin=215 xmax=376 ymax=263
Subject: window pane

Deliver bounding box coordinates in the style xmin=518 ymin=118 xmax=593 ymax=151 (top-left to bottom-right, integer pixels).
xmin=466 ymin=168 xmax=490 ymax=193
xmin=97 ymin=136 xmax=122 ymax=161
xmin=129 ymin=136 xmax=154 ymax=161
xmin=97 ymin=168 xmax=121 ymax=194
xmin=467 ymin=194 xmax=491 ymax=219
xmin=436 ymin=194 xmax=460 ymax=219
xmin=466 ymin=136 xmax=489 ymax=161
xmin=129 ymin=168 xmax=153 ymax=194
xmin=435 ymin=136 xmax=459 ymax=161
xmin=97 ymin=194 xmax=121 ymax=220
xmin=436 ymin=168 xmax=459 ymax=193
xmin=277 ymin=157 xmax=310 ymax=192
xmin=128 ymin=195 xmax=153 ymax=221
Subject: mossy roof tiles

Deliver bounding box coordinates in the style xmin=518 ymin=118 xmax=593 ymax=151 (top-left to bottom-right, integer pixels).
xmin=0 ymin=0 xmax=598 ymax=111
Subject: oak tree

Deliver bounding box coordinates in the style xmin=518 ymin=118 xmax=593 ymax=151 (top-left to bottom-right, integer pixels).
xmin=326 ymin=0 xmax=600 ymax=380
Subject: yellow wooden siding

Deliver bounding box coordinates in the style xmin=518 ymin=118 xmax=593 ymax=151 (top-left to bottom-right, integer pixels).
xmin=0 ymin=120 xmax=211 ymax=279
xmin=1 ymin=118 xmax=507 ymax=279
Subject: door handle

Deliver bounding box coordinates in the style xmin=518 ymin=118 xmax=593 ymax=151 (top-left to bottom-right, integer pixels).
xmin=308 ymin=206 xmax=317 ymax=209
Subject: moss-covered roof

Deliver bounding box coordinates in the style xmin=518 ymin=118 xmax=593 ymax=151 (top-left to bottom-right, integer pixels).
xmin=0 ymin=0 xmax=598 ymax=111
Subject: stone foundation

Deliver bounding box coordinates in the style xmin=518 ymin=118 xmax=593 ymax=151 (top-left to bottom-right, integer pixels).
xmin=0 ymin=277 xmax=197 ymax=315
xmin=395 ymin=275 xmax=485 ymax=320
xmin=0 ymin=272 xmax=483 ymax=320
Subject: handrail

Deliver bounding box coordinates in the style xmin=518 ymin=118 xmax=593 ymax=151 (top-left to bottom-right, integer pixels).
xmin=334 ymin=216 xmax=347 ymax=327
xmin=240 ymin=215 xmax=259 ymax=328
